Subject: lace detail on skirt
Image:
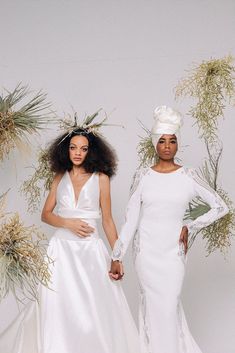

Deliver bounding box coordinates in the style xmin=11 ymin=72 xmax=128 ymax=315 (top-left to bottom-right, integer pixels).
xmin=132 ymin=231 xmax=140 ymax=263
xmin=139 ymin=284 xmax=152 ymax=353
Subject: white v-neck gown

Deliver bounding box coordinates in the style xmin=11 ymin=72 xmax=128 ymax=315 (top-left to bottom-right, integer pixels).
xmin=112 ymin=167 xmax=228 ymax=353
xmin=0 ymin=172 xmax=140 ymax=353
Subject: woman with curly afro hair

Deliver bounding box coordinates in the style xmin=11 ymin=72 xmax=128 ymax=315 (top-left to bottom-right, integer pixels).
xmin=0 ymin=128 xmax=140 ymax=353
xmin=48 ymin=128 xmax=117 ymax=178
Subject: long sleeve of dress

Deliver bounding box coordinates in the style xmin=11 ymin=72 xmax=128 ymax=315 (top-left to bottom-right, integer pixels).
xmin=185 ymin=168 xmax=229 ymax=235
xmin=111 ymin=177 xmax=144 ymax=261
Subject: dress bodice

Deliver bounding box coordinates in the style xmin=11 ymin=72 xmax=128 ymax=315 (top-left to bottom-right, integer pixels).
xmin=56 ymin=171 xmax=101 ymax=219
xmin=140 ymin=167 xmax=195 ymax=224
xmin=112 ymin=166 xmax=228 ymax=261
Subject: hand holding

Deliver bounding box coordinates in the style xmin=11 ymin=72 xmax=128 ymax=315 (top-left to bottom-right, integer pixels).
xmin=109 ymin=260 xmax=124 ymax=281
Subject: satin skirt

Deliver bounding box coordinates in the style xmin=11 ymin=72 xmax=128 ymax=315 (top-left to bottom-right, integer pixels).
xmin=0 ymin=225 xmax=140 ymax=353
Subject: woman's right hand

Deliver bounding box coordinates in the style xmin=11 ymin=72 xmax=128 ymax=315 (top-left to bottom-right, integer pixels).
xmin=65 ymin=218 xmax=95 ymax=237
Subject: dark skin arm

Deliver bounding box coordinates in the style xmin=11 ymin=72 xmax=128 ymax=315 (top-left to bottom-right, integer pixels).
xmin=179 ymin=225 xmax=188 ymax=254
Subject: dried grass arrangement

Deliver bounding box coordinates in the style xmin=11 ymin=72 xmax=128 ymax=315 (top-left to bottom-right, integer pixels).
xmin=175 ymin=55 xmax=235 ymax=142
xmin=0 ymin=192 xmax=8 ymax=220
xmin=0 ymin=84 xmax=53 ymax=162
xmin=21 ymin=148 xmax=54 ymax=213
xmin=185 ymin=143 xmax=235 ymax=254
xmin=136 ymin=121 xmax=159 ymax=168
xmin=0 ymin=199 xmax=52 ymax=301
xmin=59 ymin=109 xmax=123 ymax=144
xmin=60 ymin=109 xmax=106 ymax=136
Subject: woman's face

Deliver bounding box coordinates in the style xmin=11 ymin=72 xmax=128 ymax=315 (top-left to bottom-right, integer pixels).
xmin=156 ymin=134 xmax=178 ymax=160
xmin=69 ymin=135 xmax=89 ymax=166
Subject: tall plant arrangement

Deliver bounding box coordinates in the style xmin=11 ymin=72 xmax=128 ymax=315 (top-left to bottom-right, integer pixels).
xmin=176 ymin=55 xmax=235 ymax=254
xmin=0 ymin=84 xmax=54 ymax=161
xmin=0 ymin=84 xmax=54 ymax=301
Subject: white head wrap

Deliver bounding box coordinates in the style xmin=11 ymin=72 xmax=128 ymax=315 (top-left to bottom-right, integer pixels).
xmin=151 ymin=105 xmax=183 ymax=148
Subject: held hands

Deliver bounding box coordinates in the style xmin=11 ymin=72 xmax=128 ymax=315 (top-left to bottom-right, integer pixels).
xmin=179 ymin=225 xmax=189 ymax=255
xmin=109 ymin=260 xmax=124 ymax=281
xmin=65 ymin=218 xmax=94 ymax=237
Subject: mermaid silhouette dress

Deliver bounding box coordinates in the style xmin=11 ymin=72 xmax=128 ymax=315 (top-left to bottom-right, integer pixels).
xmin=112 ymin=167 xmax=228 ymax=353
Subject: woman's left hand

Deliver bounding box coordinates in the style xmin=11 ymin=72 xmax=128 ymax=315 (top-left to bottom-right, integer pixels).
xmin=179 ymin=226 xmax=188 ymax=255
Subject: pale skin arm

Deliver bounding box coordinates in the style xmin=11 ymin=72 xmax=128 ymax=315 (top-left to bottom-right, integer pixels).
xmin=99 ymin=173 xmax=124 ymax=280
xmin=41 ymin=174 xmax=94 ymax=237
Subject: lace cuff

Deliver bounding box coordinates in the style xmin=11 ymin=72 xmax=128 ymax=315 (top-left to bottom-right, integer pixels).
xmin=111 ymin=239 xmax=124 ymax=261
xmin=184 ymin=167 xmax=229 ymax=235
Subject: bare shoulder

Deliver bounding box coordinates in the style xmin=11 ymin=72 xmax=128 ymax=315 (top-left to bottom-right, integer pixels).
xmin=50 ymin=173 xmax=64 ymax=190
xmin=42 ymin=173 xmax=64 ymax=211
xmin=98 ymin=172 xmax=110 ymax=184
xmin=98 ymin=173 xmax=110 ymax=194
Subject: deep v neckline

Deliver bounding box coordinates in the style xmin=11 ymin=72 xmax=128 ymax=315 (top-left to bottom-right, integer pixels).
xmin=66 ymin=171 xmax=94 ymax=207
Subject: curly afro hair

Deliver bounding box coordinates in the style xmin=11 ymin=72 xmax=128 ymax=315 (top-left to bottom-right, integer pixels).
xmin=48 ymin=129 xmax=117 ymax=177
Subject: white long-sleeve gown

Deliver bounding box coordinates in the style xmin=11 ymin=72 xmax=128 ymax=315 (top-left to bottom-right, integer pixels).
xmin=112 ymin=167 xmax=228 ymax=353
xmin=0 ymin=172 xmax=140 ymax=353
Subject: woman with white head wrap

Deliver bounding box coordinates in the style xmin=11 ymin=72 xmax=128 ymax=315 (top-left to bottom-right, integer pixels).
xmin=110 ymin=106 xmax=228 ymax=353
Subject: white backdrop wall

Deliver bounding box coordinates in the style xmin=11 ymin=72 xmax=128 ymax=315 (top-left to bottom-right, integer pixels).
xmin=0 ymin=1 xmax=235 ymax=353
